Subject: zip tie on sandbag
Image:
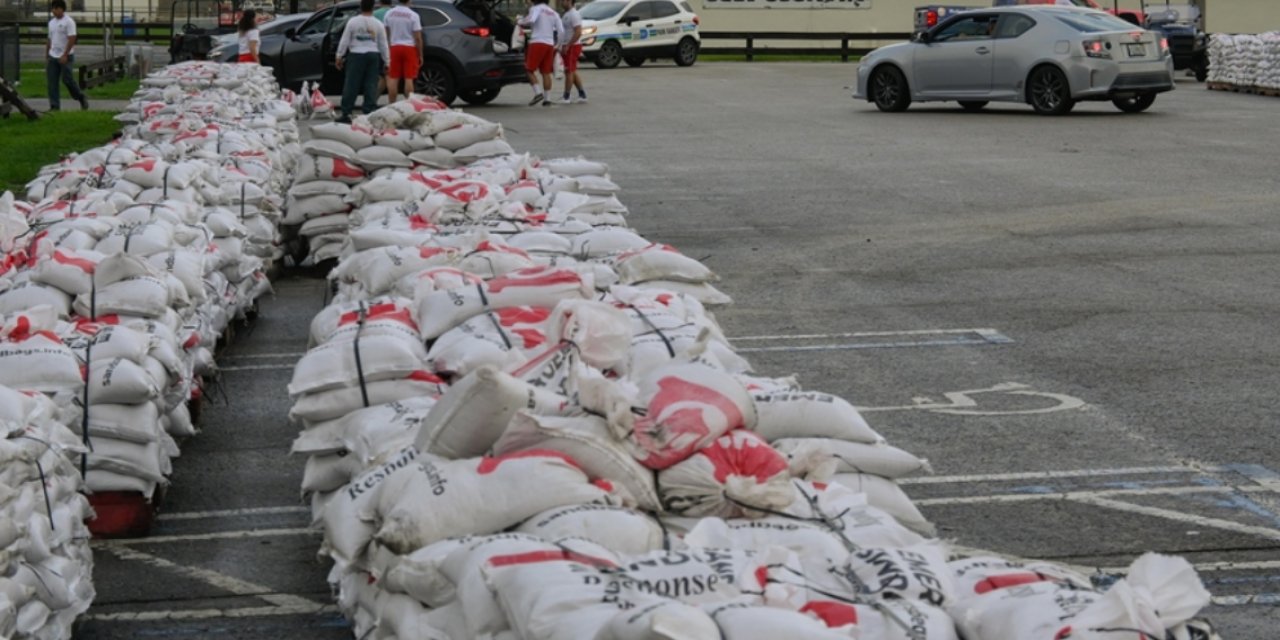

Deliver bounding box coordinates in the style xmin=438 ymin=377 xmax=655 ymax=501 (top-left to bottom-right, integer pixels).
xmin=240 ymin=183 xmax=248 ymax=220
xmin=629 ymin=304 xmax=675 ymax=358
xmin=79 ymin=305 xmax=96 ymax=480
xmin=352 ymin=302 xmax=371 ymax=408
xmin=161 ymin=164 xmax=172 ymax=199
xmin=475 ymin=282 xmax=490 ymax=308
xmin=648 ymin=510 xmax=673 ymax=552
xmin=485 ymin=311 xmax=513 ymax=350
xmin=19 ymin=434 xmax=58 ymax=532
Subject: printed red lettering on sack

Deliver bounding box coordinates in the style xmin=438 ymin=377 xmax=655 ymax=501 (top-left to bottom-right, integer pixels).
xmin=510 ymin=328 xmax=546 ymax=349
xmin=487 ymin=268 xmax=581 ymax=294
xmin=701 ymin=431 xmax=789 ymax=484
xmin=496 ymin=306 xmax=552 ymax=326
xmin=407 ymin=370 xmax=447 ymax=384
xmin=474 ymin=241 xmax=530 ymax=258
xmin=408 ymin=215 xmax=436 ymax=231
xmin=409 ymin=173 xmax=447 ymax=189
xmin=438 ymin=181 xmax=490 ymax=203
xmin=800 ymin=602 xmax=859 ymax=628
xmin=338 ymin=303 xmax=419 ymax=331
xmin=754 ymin=565 xmax=769 ymax=589
xmin=476 ymin=449 xmax=584 ymax=475
xmin=486 ymin=549 xmax=617 ymax=569
xmin=52 ymin=250 xmax=97 ymax=273
xmin=418 ymin=247 xmax=452 ymax=259
xmin=973 ymin=572 xmax=1058 ymax=594
xmin=329 ymin=158 xmax=365 ymax=180
xmin=633 ymin=377 xmax=748 ymax=469
xmin=127 ymin=158 xmax=158 ymax=172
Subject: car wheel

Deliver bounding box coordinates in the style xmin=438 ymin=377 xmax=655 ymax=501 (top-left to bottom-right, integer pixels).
xmin=1112 ymin=93 xmax=1156 ymax=113
xmin=1027 ymin=65 xmax=1074 ymax=115
xmin=674 ymin=37 xmax=698 ymax=67
xmin=958 ymin=100 xmax=988 ymax=112
xmin=415 ymin=60 xmax=457 ymax=106
xmin=595 ymin=40 xmax=622 ymax=69
xmin=624 ymin=55 xmax=645 ymax=67
xmin=459 ymin=87 xmax=502 ymax=105
xmin=870 ymin=65 xmax=911 ymax=113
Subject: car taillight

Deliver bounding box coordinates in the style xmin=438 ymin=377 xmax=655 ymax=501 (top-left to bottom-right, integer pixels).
xmin=462 ymin=26 xmax=491 ymax=38
xmin=1159 ymin=36 xmax=1169 ymax=55
xmin=1083 ymin=39 xmax=1109 ymax=58
xmin=926 ymin=9 xmax=938 ymax=27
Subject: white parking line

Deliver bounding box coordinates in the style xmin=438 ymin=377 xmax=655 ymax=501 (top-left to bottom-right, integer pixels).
xmin=900 ymin=466 xmax=1197 ymax=485
xmin=83 ymin=602 xmax=338 ymax=622
xmin=157 ymin=506 xmax=310 ymax=521
xmin=100 ymin=545 xmax=323 ymax=610
xmin=218 ymin=364 xmax=298 ymax=372
xmin=97 ymin=527 xmax=319 ymax=545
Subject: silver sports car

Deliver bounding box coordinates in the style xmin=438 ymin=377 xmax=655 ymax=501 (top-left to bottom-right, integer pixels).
xmin=854 ymin=5 xmax=1175 ymax=115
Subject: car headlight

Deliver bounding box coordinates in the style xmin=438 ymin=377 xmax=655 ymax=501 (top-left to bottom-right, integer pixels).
xmin=583 ymin=36 xmax=596 ymax=46
xmin=581 ymin=26 xmax=597 ymax=37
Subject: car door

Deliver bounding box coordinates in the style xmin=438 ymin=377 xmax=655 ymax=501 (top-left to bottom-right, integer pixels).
xmin=990 ymin=12 xmax=1038 ymax=99
xmin=277 ymin=8 xmax=336 ymax=89
xmin=647 ymin=0 xmax=682 ymax=51
xmin=320 ymin=5 xmax=362 ymax=94
xmin=618 ymin=1 xmax=656 ymax=52
xmin=913 ymin=13 xmax=998 ymax=97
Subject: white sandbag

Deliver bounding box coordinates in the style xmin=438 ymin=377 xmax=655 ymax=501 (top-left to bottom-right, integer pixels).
xmin=320 ymin=446 xmax=421 ymax=570
xmin=546 ymin=299 xmax=632 ymax=370
xmin=773 ymin=438 xmax=930 ymax=479
xmin=29 ymin=248 xmax=102 ymax=295
xmin=434 ymin=123 xmax=503 ymax=151
xmin=614 ymin=244 xmax=718 ymax=285
xmin=374 ymin=450 xmax=617 ymax=554
xmin=286 ymin=194 xmax=349 ymax=224
xmin=74 ymin=276 xmax=170 ymax=319
xmin=657 ymin=429 xmax=792 ymax=518
xmin=311 ymin=122 xmax=376 ymax=149
xmin=683 ymin=517 xmax=850 ymax=565
xmin=414 ymin=365 xmax=570 ymax=458
xmin=408 ymin=148 xmax=457 ymax=169
xmin=120 ymin=159 xmax=201 ymax=190
xmin=494 ymin=413 xmax=661 ymax=511
xmin=515 ymin=504 xmax=671 ymax=555
xmin=844 ymin=542 xmax=955 ymax=608
xmin=295 ymin=154 xmax=368 ymax=185
xmin=414 ymin=266 xmax=594 ymax=340
xmin=827 ymin=473 xmax=935 ymax=537
xmin=287 ymin=334 xmax=428 ymax=397
xmin=633 ymin=281 xmax=732 ymax=306
xmin=78 ymin=402 xmax=162 ymax=443
xmin=453 ymin=139 xmax=516 ymax=164
xmin=0 ymin=282 xmax=72 ymax=318
xmin=0 ymin=310 xmax=83 ymax=394
xmin=596 ymin=600 xmax=722 ymax=640
xmin=330 ymin=245 xmax=461 ymax=296
xmin=299 ymin=213 xmax=351 ymax=238
xmin=783 ymin=480 xmax=926 ymax=550
xmin=750 ymin=391 xmax=884 ymax=444
xmin=355 ymin=145 xmax=413 ymax=169
xmin=372 ymin=128 xmax=436 ymax=153
xmin=704 ymin=603 xmax=855 ymax=640
xmin=425 ymin=306 xmax=550 ymax=377
xmin=290 ymin=373 xmax=447 ymax=424
xmin=309 ymin=298 xmax=422 ymax=346
xmin=571 ymin=227 xmax=650 ymax=258
xmin=303 ymin=139 xmax=359 ymax=162
xmin=287 ymin=180 xmax=351 ymax=199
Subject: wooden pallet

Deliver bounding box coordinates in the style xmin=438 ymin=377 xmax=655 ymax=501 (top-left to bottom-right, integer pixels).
xmin=1256 ymin=86 xmax=1280 ymax=97
xmin=1206 ymin=82 xmax=1280 ymax=97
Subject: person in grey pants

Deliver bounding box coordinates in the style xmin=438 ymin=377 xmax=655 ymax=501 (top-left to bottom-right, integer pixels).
xmin=334 ymin=0 xmax=390 ymax=123
xmin=46 ymin=0 xmax=89 ymax=111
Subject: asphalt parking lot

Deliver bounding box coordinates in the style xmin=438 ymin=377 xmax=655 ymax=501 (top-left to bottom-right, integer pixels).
xmin=75 ymin=63 xmax=1280 ymax=638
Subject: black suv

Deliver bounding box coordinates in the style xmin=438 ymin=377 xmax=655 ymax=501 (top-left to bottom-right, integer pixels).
xmin=261 ymin=0 xmax=525 ymax=105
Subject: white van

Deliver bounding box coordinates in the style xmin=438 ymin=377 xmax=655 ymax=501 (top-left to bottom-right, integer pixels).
xmin=578 ymin=0 xmax=701 ymax=68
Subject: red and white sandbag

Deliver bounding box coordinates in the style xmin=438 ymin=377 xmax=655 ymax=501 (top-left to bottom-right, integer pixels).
xmin=657 ymin=430 xmax=793 ymax=518
xmin=414 ymin=266 xmax=594 ymax=340
xmin=618 ymin=363 xmax=757 ymax=470
xmin=414 ymin=365 xmax=571 ymax=459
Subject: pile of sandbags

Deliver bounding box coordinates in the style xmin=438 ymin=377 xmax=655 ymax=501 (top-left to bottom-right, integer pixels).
xmin=0 ymin=62 xmax=296 ymax=504
xmin=287 ymin=107 xmax=1218 ymax=639
xmin=1208 ymin=31 xmax=1280 ymax=89
xmin=0 ymin=384 xmax=95 ymax=640
xmin=282 ymin=95 xmax=515 ymax=264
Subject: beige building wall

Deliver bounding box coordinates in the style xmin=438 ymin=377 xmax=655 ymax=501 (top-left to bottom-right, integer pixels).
xmin=689 ymin=0 xmax=1280 ymax=36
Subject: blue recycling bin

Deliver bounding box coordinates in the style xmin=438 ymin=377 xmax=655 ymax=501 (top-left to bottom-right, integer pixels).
xmin=122 ymin=16 xmax=136 ymax=37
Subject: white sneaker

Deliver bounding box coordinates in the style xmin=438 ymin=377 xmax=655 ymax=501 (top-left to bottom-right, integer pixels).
xmin=573 ymin=94 xmax=588 ymax=104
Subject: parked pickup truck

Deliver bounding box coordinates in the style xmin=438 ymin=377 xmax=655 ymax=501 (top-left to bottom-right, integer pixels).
xmin=912 ymin=4 xmax=978 ymax=33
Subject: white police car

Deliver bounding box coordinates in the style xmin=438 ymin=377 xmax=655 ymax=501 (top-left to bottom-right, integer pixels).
xmin=579 ymin=0 xmax=701 ymax=68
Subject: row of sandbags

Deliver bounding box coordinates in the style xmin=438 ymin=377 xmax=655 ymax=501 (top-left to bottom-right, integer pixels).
xmin=0 ymin=62 xmax=297 ymax=639
xmin=1207 ymin=31 xmax=1280 ymax=89
xmin=284 ymin=96 xmax=516 ymax=263
xmin=0 ymin=384 xmax=95 ymax=640
xmin=285 ymin=106 xmax=1218 ymax=639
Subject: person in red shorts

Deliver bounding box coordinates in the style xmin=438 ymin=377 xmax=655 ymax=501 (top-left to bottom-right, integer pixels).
xmin=236 ymin=10 xmax=260 ymax=63
xmin=383 ymin=0 xmax=424 ymax=103
xmin=557 ymin=0 xmax=586 ymax=103
xmin=519 ymin=0 xmax=560 ymax=106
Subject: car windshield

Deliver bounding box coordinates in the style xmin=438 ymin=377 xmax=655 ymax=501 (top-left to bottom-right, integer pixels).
xmin=262 ymin=15 xmax=308 ymax=35
xmin=1055 ymin=11 xmax=1141 ymax=32
xmin=1145 ymin=4 xmax=1199 ymax=23
xmin=580 ymin=1 xmax=627 ymax=20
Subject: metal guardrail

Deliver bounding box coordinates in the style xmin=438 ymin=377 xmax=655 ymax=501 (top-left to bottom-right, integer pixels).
xmin=699 ymin=31 xmax=913 ymax=62
xmin=0 ymin=25 xmax=17 ymax=82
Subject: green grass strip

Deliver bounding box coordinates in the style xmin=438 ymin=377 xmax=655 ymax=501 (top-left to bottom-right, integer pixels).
xmin=0 ymin=111 xmax=123 ymax=194
xmin=14 ymin=62 xmax=141 ymax=100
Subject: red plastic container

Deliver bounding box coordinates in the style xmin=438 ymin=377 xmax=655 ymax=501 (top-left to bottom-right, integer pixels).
xmin=86 ymin=491 xmax=157 ymax=538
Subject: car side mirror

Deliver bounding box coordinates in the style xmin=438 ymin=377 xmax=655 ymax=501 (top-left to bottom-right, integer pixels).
xmin=285 ymin=27 xmax=297 ymax=39
xmin=619 ymin=16 xmax=635 ymax=25
xmin=914 ymin=31 xmax=931 ymax=43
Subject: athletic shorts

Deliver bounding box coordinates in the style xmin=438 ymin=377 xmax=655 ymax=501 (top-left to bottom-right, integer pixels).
xmin=389 ymin=45 xmax=420 ymax=80
xmin=237 ymin=53 xmax=256 ymax=63
xmin=525 ymin=42 xmax=555 ymax=74
xmin=561 ymin=44 xmax=583 ymax=73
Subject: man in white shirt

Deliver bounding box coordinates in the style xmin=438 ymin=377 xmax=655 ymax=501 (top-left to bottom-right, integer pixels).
xmin=335 ymin=0 xmax=391 ymax=123
xmin=383 ymin=0 xmax=424 ymax=104
xmin=557 ymin=0 xmax=585 ymax=103
xmin=518 ymin=0 xmax=560 ymax=106
xmin=45 ymin=0 xmax=89 ymax=111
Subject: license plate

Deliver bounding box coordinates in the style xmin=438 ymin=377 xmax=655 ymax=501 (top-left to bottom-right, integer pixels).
xmin=1126 ymin=43 xmax=1147 ymax=57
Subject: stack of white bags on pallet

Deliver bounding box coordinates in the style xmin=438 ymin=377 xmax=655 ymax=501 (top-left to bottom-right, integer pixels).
xmin=0 ymin=384 xmax=95 ymax=640
xmin=284 ymin=95 xmax=515 ymax=263
xmin=0 ymin=61 xmax=294 ymax=504
xmin=1207 ymin=31 xmax=1280 ymax=88
xmin=287 ymin=105 xmax=1217 ymax=639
